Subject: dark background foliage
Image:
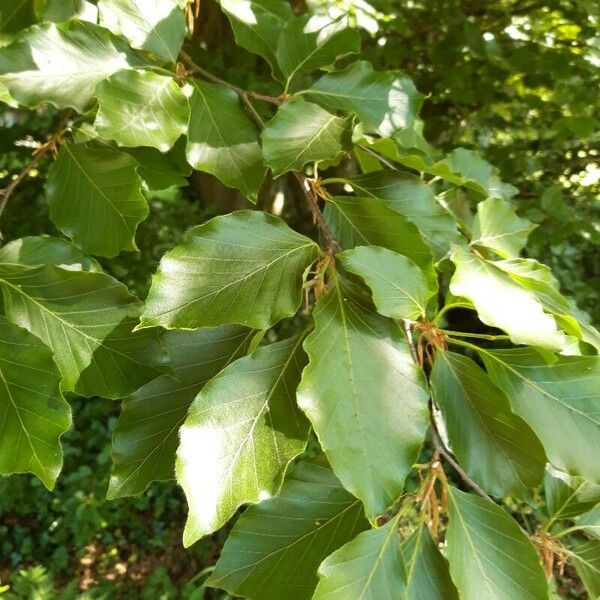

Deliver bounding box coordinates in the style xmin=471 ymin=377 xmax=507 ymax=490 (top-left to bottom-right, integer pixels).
xmin=0 ymin=0 xmax=597 ymax=597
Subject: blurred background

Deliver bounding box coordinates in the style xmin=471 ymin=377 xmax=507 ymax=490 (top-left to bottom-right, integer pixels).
xmin=0 ymin=0 xmax=598 ymax=597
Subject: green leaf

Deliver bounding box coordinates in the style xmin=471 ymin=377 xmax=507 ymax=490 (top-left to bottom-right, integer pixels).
xmin=313 ymin=516 xmax=405 ymax=600
xmin=0 ymin=21 xmax=141 ymax=110
xmin=216 ymin=0 xmax=293 ymax=74
xmin=0 ymin=264 xmax=167 ymax=398
xmin=576 ymin=506 xmax=600 ymax=540
xmin=305 ymin=60 xmax=423 ymax=137
xmin=446 ymin=487 xmax=548 ymax=600
xmin=0 ymin=317 xmax=70 ymax=490
xmin=346 ymin=170 xmax=462 ymax=261
xmin=325 ymin=195 xmax=436 ymax=286
xmin=262 ymin=98 xmax=351 ymax=177
xmin=94 ymin=70 xmax=189 ymax=152
xmin=139 ymin=210 xmax=319 ymax=330
xmin=178 ymin=334 xmax=310 ymax=545
xmin=47 ymin=142 xmax=148 ymax=257
xmin=401 ymin=523 xmax=459 ymax=600
xmin=0 ymin=236 xmax=100 ymax=272
xmin=186 ymin=80 xmax=266 ymax=201
xmin=298 ymin=280 xmax=429 ymax=518
xmin=206 ymin=461 xmax=369 ymax=600
xmin=567 ymin=539 xmax=600 ymax=598
xmin=431 ymin=350 xmax=545 ymax=499
xmin=0 ymin=0 xmax=35 ymax=35
xmin=481 ymin=347 xmax=600 ymax=485
xmin=127 ymin=140 xmax=192 ymax=191
xmin=98 ymin=0 xmax=185 ymax=62
xmin=471 ymin=198 xmax=535 ymax=258
xmin=449 ymin=247 xmax=565 ymax=351
xmin=109 ymin=325 xmax=253 ymax=499
xmin=276 ymin=15 xmax=361 ymax=91
xmin=41 ymin=0 xmax=98 ymax=24
xmin=544 ymin=467 xmax=600 ymax=521
xmin=338 ymin=246 xmax=433 ymax=320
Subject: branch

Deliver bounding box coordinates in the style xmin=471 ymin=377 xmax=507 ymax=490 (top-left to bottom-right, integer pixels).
xmin=179 ymin=51 xmax=282 ymax=106
xmin=0 ymin=110 xmax=72 ymax=236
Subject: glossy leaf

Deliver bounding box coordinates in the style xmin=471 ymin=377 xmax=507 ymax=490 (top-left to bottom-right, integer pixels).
xmin=0 ymin=317 xmax=70 ymax=490
xmin=544 ymin=467 xmax=600 ymax=521
xmin=95 ymin=70 xmax=189 ymax=152
xmin=347 ymin=170 xmax=462 ymax=261
xmin=178 ymin=334 xmax=309 ymax=545
xmin=431 ymin=350 xmax=545 ymax=499
xmin=262 ymin=98 xmax=351 ymax=177
xmin=109 ymin=325 xmax=253 ymax=499
xmin=0 ymin=21 xmax=140 ymax=110
xmin=450 ymin=247 xmax=565 ymax=351
xmin=298 ymin=280 xmax=429 ymax=517
xmin=338 ymin=246 xmax=432 ymax=320
xmin=47 ymin=142 xmax=148 ymax=257
xmin=305 ymin=61 xmax=423 ymax=137
xmin=401 ymin=523 xmax=459 ymax=600
xmin=313 ymin=516 xmax=405 ymax=600
xmin=276 ymin=15 xmax=360 ymax=91
xmin=482 ymin=347 xmax=600 ymax=484
xmin=446 ymin=487 xmax=548 ymax=600
xmin=186 ymin=80 xmax=266 ymax=201
xmin=471 ymin=197 xmax=535 ymax=258
xmin=206 ymin=461 xmax=369 ymax=600
xmin=98 ymin=0 xmax=185 ymax=61
xmin=139 ymin=210 xmax=319 ymax=330
xmin=0 ymin=236 xmax=100 ymax=271
xmin=0 ymin=264 xmax=167 ymax=398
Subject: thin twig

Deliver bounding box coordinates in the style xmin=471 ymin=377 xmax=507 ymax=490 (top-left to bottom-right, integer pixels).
xmin=179 ymin=51 xmax=282 ymax=105
xmin=0 ymin=110 xmax=72 ymax=237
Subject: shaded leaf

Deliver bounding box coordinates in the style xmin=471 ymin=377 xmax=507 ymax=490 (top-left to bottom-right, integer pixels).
xmin=178 ymin=334 xmax=310 ymax=546
xmin=127 ymin=140 xmax=192 ymax=191
xmin=47 ymin=142 xmax=148 ymax=257
xmin=0 ymin=317 xmax=70 ymax=490
xmin=297 ymin=279 xmax=429 ymax=518
xmin=95 ymin=70 xmax=189 ymax=152
xmin=109 ymin=325 xmax=253 ymax=498
xmin=543 ymin=466 xmax=600 ymax=522
xmin=262 ymin=98 xmax=351 ymax=177
xmin=0 ymin=0 xmax=35 ymax=35
xmin=567 ymin=539 xmax=600 ymax=598
xmin=41 ymin=0 xmax=98 ymax=23
xmin=206 ymin=461 xmax=369 ymax=600
xmin=0 ymin=264 xmax=167 ymax=398
xmin=431 ymin=350 xmax=545 ymax=499
xmin=139 ymin=210 xmax=319 ymax=330
xmin=446 ymin=487 xmax=548 ymax=600
xmin=186 ymin=80 xmax=266 ymax=201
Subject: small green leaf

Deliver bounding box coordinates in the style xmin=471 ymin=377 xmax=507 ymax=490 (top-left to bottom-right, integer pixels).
xmin=305 ymin=60 xmax=423 ymax=137
xmin=431 ymin=350 xmax=546 ymax=499
xmin=0 ymin=264 xmax=167 ymax=398
xmin=206 ymin=461 xmax=369 ymax=600
xmin=450 ymin=247 xmax=565 ymax=350
xmin=0 ymin=236 xmax=100 ymax=271
xmin=109 ymin=325 xmax=253 ymax=499
xmin=338 ymin=246 xmax=433 ymax=320
xmin=127 ymin=140 xmax=192 ymax=191
xmin=0 ymin=317 xmax=70 ymax=490
xmin=95 ymin=70 xmax=189 ymax=152
xmin=298 ymin=280 xmax=429 ymax=518
xmin=401 ymin=523 xmax=459 ymax=600
xmin=41 ymin=0 xmax=98 ymax=23
xmin=0 ymin=21 xmax=141 ymax=110
xmin=313 ymin=516 xmax=405 ymax=600
xmin=576 ymin=506 xmax=600 ymax=540
xmin=567 ymin=539 xmax=600 ymax=598
xmin=186 ymin=80 xmax=266 ymax=201
xmin=446 ymin=487 xmax=548 ymax=600
xmin=471 ymin=197 xmax=535 ymax=258
xmin=544 ymin=467 xmax=600 ymax=521
xmin=47 ymin=142 xmax=148 ymax=257
xmin=276 ymin=15 xmax=360 ymax=91
xmin=98 ymin=0 xmax=185 ymax=62
xmin=347 ymin=170 xmax=462 ymax=261
xmin=262 ymin=98 xmax=351 ymax=177
xmin=139 ymin=210 xmax=319 ymax=330
xmin=482 ymin=347 xmax=600 ymax=485
xmin=178 ymin=334 xmax=310 ymax=546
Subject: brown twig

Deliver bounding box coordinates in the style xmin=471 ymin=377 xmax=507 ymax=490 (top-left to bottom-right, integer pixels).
xmin=0 ymin=110 xmax=72 ymax=237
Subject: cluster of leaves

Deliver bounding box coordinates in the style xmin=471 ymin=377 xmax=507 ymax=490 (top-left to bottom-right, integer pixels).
xmin=1 ymin=1 xmax=600 ymax=599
